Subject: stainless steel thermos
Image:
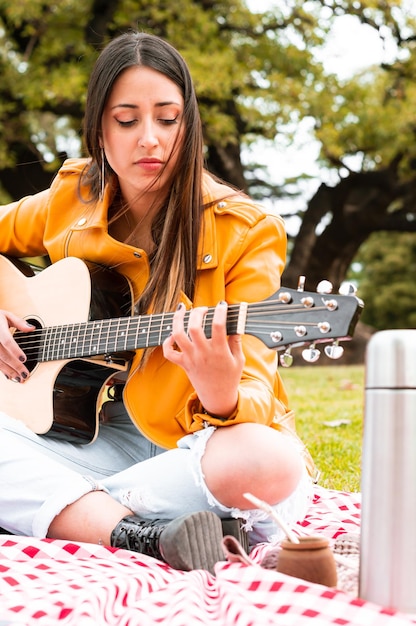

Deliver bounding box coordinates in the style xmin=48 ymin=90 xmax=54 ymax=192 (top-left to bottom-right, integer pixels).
xmin=360 ymin=329 xmax=416 ymax=613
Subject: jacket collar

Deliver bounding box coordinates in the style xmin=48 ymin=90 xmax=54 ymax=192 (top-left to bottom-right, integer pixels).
xmin=72 ymin=169 xmax=223 ymax=271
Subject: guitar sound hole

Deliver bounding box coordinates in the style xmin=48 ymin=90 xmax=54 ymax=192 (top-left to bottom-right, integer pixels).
xmin=23 ymin=317 xmax=43 ymax=373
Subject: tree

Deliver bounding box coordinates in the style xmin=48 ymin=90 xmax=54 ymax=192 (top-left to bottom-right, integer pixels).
xmin=348 ymin=231 xmax=416 ymax=330
xmin=0 ymin=0 xmax=416 ymax=323
xmin=282 ymin=23 xmax=416 ymax=293
xmin=282 ymin=157 xmax=416 ymax=292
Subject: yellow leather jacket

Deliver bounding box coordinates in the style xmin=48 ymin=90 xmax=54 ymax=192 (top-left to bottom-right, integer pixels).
xmin=0 ymin=158 xmax=314 ymax=475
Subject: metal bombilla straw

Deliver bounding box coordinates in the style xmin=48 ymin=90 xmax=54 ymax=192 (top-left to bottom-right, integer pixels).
xmin=243 ymin=492 xmax=300 ymax=544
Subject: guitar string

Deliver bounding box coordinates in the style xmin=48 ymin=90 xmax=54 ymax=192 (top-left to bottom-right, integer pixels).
xmin=14 ymin=306 xmax=331 ymax=345
xmin=15 ymin=300 xmax=334 ymax=341
xmin=14 ymin=301 xmax=338 ymax=357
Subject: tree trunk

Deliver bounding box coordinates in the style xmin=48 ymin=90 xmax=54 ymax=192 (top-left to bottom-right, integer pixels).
xmin=283 ymin=159 xmax=416 ymax=292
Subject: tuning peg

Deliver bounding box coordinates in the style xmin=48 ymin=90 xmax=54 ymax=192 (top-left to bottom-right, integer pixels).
xmin=302 ymin=344 xmax=321 ymax=363
xmin=324 ymin=340 xmax=344 ymax=360
xmin=278 ymin=291 xmax=292 ymax=304
xmin=323 ymin=298 xmax=338 ymax=312
xmin=339 ymin=282 xmax=357 ymax=296
xmin=316 ymin=280 xmax=333 ymax=294
xmin=280 ymin=348 xmax=293 ymax=368
xmin=300 ymin=296 xmax=314 ymax=308
xmin=294 ymin=325 xmax=307 ymax=338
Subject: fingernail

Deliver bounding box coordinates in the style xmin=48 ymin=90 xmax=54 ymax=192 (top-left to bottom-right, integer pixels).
xmin=177 ymin=302 xmax=184 ymax=310
xmin=19 ymin=356 xmax=26 ymax=363
xmin=21 ymin=372 xmax=28 ymax=380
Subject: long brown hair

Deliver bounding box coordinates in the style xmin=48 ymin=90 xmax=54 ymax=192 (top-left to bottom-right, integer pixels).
xmin=82 ymin=31 xmax=204 ymax=315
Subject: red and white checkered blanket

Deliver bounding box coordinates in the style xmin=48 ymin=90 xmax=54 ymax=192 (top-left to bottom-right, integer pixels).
xmin=0 ymin=487 xmax=415 ymax=625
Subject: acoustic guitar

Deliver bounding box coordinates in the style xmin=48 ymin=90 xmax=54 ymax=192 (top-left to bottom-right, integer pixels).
xmin=0 ymin=255 xmax=363 ymax=443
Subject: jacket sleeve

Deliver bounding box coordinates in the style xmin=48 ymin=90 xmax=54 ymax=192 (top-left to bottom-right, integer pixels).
xmin=0 ymin=191 xmax=50 ymax=257
xmin=183 ymin=209 xmax=292 ymax=431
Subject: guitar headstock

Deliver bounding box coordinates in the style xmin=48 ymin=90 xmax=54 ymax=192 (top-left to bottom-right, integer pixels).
xmin=245 ymin=283 xmax=363 ymax=366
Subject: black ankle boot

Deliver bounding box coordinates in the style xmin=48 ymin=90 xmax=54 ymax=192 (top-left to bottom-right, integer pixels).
xmin=110 ymin=510 xmax=225 ymax=574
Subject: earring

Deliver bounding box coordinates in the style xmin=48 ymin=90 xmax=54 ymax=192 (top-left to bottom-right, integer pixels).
xmin=100 ymin=147 xmax=105 ymax=200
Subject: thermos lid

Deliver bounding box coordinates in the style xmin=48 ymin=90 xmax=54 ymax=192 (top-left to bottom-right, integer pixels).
xmin=366 ymin=329 xmax=416 ymax=389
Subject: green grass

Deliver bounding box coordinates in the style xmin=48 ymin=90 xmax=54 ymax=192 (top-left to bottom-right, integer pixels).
xmin=281 ymin=365 xmax=365 ymax=493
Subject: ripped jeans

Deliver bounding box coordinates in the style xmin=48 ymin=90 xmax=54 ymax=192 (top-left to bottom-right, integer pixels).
xmin=0 ymin=403 xmax=312 ymax=547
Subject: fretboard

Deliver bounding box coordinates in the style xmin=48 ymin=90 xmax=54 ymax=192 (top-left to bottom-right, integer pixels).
xmin=17 ymin=305 xmax=244 ymax=363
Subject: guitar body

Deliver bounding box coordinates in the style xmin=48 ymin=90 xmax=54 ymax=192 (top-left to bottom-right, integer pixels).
xmin=0 ymin=256 xmax=134 ymax=443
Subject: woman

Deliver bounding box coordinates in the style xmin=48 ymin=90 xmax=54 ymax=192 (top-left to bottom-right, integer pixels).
xmin=0 ymin=31 xmax=314 ymax=573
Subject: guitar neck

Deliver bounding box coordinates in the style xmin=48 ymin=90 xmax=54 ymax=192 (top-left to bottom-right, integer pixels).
xmin=17 ymin=305 xmax=244 ymax=363
xmin=15 ymin=284 xmax=362 ymax=363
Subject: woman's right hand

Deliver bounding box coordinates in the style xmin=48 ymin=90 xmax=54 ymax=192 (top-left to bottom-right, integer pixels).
xmin=0 ymin=310 xmax=34 ymax=382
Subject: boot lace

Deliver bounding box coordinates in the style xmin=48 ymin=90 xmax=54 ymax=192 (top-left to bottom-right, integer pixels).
xmin=117 ymin=517 xmax=165 ymax=559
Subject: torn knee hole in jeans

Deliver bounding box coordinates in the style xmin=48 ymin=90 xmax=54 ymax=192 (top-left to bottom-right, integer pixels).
xmin=119 ymin=488 xmax=149 ymax=513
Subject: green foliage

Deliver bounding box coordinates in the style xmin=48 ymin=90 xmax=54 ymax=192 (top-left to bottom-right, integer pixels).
xmin=282 ymin=364 xmax=364 ymax=492
xmin=1 ymin=0 xmax=416 ymax=180
xmin=349 ymin=231 xmax=416 ymax=330
xmin=0 ymin=0 xmax=414 ymax=172
xmin=310 ymin=64 xmax=416 ymax=176
xmin=0 ymin=0 xmax=92 ymax=170
xmin=0 ymin=0 xmax=327 ymax=168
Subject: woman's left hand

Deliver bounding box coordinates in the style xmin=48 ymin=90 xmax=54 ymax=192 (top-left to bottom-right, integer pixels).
xmin=163 ymin=301 xmax=245 ymax=418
